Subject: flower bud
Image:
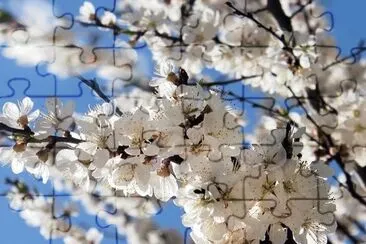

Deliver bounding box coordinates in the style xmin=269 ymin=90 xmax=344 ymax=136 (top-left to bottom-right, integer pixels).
xmin=36 ymin=149 xmax=49 ymax=163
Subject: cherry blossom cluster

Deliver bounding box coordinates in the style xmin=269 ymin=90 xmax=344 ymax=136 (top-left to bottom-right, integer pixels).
xmin=0 ymin=0 xmax=364 ymax=98
xmin=174 ymin=122 xmax=336 ymax=243
xmin=0 ymin=0 xmax=362 ymax=96
xmin=328 ymin=184 xmax=366 ymax=243
xmin=76 ymin=0 xmax=322 ymax=96
xmin=0 ymin=0 xmax=137 ymax=81
xmin=6 ymin=179 xmax=104 ymax=243
xmin=0 ymin=61 xmax=336 ymax=243
xmin=74 ymin=0 xmax=366 ymax=97
xmin=0 ymin=0 xmax=365 ymax=106
xmin=5 ymin=178 xmax=181 ymax=244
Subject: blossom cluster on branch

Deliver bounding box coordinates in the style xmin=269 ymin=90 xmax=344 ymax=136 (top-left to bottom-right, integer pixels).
xmin=0 ymin=62 xmax=336 ymax=243
xmin=5 ymin=178 xmax=182 ymax=244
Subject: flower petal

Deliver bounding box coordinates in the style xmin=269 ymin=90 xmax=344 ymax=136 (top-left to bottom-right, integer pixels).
xmin=80 ymin=1 xmax=95 ymax=16
xmin=20 ymin=97 xmax=34 ymax=115
xmin=42 ymin=166 xmax=50 ymax=184
xmin=154 ymin=175 xmax=177 ymax=201
xmin=12 ymin=160 xmax=24 ymax=174
xmin=93 ymin=149 xmax=109 ymax=168
xmin=269 ymin=223 xmax=287 ymax=244
xmin=3 ymin=102 xmax=20 ymax=121
xmin=102 ymin=103 xmax=113 ymax=116
xmin=0 ymin=148 xmax=13 ymax=163
xmin=63 ymin=101 xmax=75 ymax=117
xmin=149 ymin=77 xmax=164 ymax=87
xmin=27 ymin=109 xmax=40 ymax=122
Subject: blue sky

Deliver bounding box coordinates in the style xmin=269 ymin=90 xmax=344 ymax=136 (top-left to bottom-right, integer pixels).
xmin=0 ymin=0 xmax=365 ymax=243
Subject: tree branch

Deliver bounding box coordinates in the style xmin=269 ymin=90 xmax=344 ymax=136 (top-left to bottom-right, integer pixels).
xmin=290 ymin=0 xmax=313 ymax=18
xmin=199 ymin=74 xmax=262 ymax=87
xmin=267 ymin=0 xmax=293 ymax=33
xmin=336 ymin=220 xmax=363 ymax=244
xmin=332 ymin=153 xmax=366 ymax=206
xmin=77 ymin=75 xmax=123 ymax=116
xmin=0 ymin=122 xmax=33 ymax=137
xmin=0 ymin=122 xmax=83 ymax=145
xmin=226 ymin=1 xmax=290 ymax=50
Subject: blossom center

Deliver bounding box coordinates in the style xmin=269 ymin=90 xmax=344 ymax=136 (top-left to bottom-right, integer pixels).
xmin=17 ymin=115 xmax=29 ymax=127
xmin=119 ymin=164 xmax=136 ymax=182
xmin=353 ymin=109 xmax=361 ymax=118
xmin=283 ymin=180 xmax=296 ymax=194
xmin=157 ymin=164 xmax=171 ymax=177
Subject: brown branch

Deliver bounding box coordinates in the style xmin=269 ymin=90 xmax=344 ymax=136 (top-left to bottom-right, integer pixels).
xmin=336 ymin=220 xmax=363 ymax=244
xmin=290 ymin=0 xmax=313 ymax=18
xmin=0 ymin=122 xmax=83 ymax=145
xmin=0 ymin=122 xmax=33 ymax=137
xmin=267 ymin=0 xmax=293 ymax=33
xmin=154 ymin=30 xmax=182 ymax=43
xmin=332 ymin=153 xmax=366 ymax=206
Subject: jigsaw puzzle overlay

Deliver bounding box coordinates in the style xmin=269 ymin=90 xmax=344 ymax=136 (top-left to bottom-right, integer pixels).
xmin=0 ymin=0 xmax=365 ymax=243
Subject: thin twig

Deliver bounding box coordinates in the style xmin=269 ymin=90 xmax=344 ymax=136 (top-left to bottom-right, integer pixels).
xmin=336 ymin=220 xmax=363 ymax=244
xmin=0 ymin=122 xmax=83 ymax=145
xmin=267 ymin=0 xmax=293 ymax=32
xmin=199 ymin=74 xmax=261 ymax=87
xmin=290 ymin=0 xmax=313 ymax=18
xmin=77 ymin=75 xmax=123 ymax=116
xmin=226 ymin=1 xmax=290 ymax=50
xmin=331 ymin=153 xmax=366 ymax=206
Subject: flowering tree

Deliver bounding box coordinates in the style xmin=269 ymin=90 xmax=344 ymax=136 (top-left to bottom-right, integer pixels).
xmin=0 ymin=0 xmax=365 ymax=243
